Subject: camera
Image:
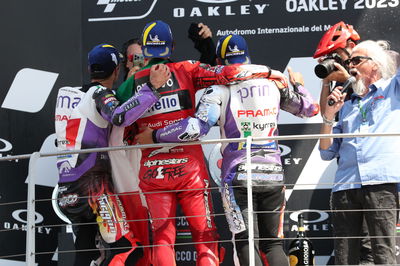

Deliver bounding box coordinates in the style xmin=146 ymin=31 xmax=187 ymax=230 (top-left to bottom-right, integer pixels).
xmin=314 ymin=53 xmax=345 ymax=79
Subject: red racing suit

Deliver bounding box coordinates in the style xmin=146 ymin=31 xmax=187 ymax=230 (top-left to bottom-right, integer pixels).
xmin=116 ymin=59 xmax=271 ymax=265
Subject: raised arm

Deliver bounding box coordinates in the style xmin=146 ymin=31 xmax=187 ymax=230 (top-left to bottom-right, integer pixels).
xmin=280 ymin=67 xmax=320 ymax=117
xmin=319 ymin=87 xmax=346 ymax=160
xmin=187 ymin=62 xmax=285 ymax=90
xmin=94 ymin=64 xmax=170 ymax=127
xmin=136 ymin=85 xmax=224 ymax=144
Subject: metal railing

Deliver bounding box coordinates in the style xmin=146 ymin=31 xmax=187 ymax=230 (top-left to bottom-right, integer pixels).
xmin=1 ymin=131 xmax=400 ymax=266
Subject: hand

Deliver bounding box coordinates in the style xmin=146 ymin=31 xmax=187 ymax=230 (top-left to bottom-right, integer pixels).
xmin=127 ymin=66 xmax=141 ymax=79
xmin=325 ymin=63 xmax=350 ymax=83
xmin=287 ymin=66 xmax=304 ymax=86
xmin=135 ymin=126 xmax=154 ymax=145
xmin=198 ymin=23 xmax=212 ymax=39
xmin=325 ymin=87 xmax=347 ymax=118
xmin=149 ymin=64 xmax=171 ymax=89
xmin=269 ymin=69 xmax=289 ymax=86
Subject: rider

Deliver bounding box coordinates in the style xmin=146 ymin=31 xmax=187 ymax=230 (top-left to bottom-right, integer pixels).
xmin=55 ymin=43 xmax=170 ymax=265
xmin=135 ymin=34 xmax=319 ymax=266
xmin=115 ymin=20 xmax=283 ymax=265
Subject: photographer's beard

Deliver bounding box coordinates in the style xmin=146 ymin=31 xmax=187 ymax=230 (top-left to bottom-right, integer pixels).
xmin=352 ymin=78 xmax=368 ymax=97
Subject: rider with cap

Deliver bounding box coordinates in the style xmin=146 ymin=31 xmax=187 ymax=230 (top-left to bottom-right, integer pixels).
xmin=55 ymin=43 xmax=170 ymax=265
xmin=115 ymin=20 xmax=285 ymax=265
xmin=136 ymin=34 xmax=319 ymax=266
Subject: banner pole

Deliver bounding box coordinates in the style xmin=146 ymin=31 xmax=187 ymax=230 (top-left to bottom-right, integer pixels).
xmin=26 ymin=152 xmax=39 ymax=266
xmin=246 ymin=136 xmax=255 ymax=266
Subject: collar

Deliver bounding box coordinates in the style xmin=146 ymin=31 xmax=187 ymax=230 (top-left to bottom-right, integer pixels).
xmin=350 ymin=78 xmax=386 ymax=102
xmin=145 ymin=58 xmax=172 ymax=68
xmin=81 ymin=82 xmax=102 ymax=93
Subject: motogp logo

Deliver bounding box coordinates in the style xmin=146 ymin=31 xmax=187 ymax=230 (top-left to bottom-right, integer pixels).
xmin=90 ymin=0 xmax=158 ymax=22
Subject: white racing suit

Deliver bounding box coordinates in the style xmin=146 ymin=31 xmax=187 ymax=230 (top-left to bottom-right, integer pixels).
xmin=55 ymin=82 xmax=160 ymax=265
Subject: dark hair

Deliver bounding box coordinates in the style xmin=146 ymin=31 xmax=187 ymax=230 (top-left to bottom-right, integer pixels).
xmin=121 ymin=38 xmax=142 ymax=80
xmin=121 ymin=38 xmax=142 ymax=64
xmin=89 ymin=63 xmax=116 ymax=79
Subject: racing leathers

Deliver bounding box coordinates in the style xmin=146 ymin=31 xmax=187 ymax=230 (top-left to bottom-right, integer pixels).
xmin=55 ymin=82 xmax=160 ymax=265
xmin=116 ymin=59 xmax=273 ymax=266
xmin=152 ymin=64 xmax=319 ymax=266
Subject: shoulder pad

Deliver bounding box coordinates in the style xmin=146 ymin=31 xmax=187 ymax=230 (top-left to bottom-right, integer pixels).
xmin=92 ymin=85 xmax=110 ymax=99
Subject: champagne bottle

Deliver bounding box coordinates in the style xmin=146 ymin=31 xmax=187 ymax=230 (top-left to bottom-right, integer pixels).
xmin=288 ymin=214 xmax=315 ymax=265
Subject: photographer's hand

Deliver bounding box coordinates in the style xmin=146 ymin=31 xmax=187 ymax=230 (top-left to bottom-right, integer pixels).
xmin=325 ymin=87 xmax=346 ymax=117
xmin=319 ymin=87 xmax=346 ymax=149
xmin=325 ymin=63 xmax=350 ymax=83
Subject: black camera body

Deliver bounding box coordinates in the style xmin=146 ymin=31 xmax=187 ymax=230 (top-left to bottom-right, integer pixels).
xmin=314 ymin=53 xmax=345 ymax=79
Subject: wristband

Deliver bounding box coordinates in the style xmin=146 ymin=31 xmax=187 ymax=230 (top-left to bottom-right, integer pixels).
xmin=146 ymin=82 xmax=161 ymax=98
xmin=322 ymin=83 xmax=331 ymax=88
xmin=147 ymin=81 xmax=156 ymax=91
xmin=152 ymin=129 xmax=159 ymax=143
xmin=321 ymin=114 xmax=335 ymax=126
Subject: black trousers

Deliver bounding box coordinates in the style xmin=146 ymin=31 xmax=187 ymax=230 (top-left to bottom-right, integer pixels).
xmin=233 ymin=183 xmax=289 ymax=266
xmin=331 ymin=183 xmax=398 ymax=265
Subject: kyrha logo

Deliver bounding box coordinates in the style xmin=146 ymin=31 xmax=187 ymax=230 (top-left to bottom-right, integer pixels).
xmin=241 ymin=122 xmax=251 ymax=131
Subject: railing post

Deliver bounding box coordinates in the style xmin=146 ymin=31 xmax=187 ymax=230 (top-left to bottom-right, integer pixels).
xmin=26 ymin=152 xmax=39 ymax=266
xmin=246 ymin=136 xmax=255 ymax=266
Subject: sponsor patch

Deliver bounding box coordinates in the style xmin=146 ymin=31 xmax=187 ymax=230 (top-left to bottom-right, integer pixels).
xmin=143 ymin=158 xmax=189 ymax=167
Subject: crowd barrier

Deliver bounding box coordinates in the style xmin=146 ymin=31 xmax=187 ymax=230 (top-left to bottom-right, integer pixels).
xmin=0 ymin=132 xmax=400 ymax=266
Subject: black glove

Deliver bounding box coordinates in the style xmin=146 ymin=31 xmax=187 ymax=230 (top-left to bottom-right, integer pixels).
xmin=187 ymin=22 xmax=217 ymax=65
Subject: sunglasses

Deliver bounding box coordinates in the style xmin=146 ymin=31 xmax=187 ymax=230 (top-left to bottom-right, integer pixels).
xmin=344 ymin=56 xmax=372 ymax=66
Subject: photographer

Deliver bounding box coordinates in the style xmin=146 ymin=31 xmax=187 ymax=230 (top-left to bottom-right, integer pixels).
xmin=313 ymin=21 xmax=360 ymax=114
xmin=121 ymin=38 xmax=147 ymax=80
xmin=319 ymin=39 xmax=399 ymax=265
xmin=313 ymin=22 xmax=378 ymax=265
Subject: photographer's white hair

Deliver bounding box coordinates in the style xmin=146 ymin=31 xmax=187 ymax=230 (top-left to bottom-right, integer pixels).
xmin=353 ymin=40 xmax=397 ymax=79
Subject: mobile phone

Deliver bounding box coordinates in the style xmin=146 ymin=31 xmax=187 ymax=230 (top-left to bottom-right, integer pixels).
xmin=133 ymin=53 xmax=145 ymax=68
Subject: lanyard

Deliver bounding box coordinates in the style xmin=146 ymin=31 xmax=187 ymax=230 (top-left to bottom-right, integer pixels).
xmin=358 ymin=99 xmax=368 ymax=123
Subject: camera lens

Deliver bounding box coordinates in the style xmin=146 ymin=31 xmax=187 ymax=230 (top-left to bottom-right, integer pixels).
xmin=314 ymin=58 xmax=336 ymax=79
